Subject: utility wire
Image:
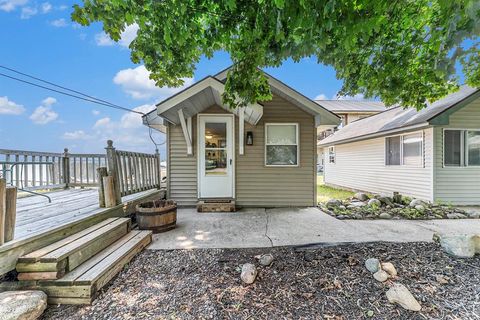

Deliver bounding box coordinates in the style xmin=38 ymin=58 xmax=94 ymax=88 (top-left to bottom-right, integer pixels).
xmin=0 ymin=66 xmax=165 ymax=148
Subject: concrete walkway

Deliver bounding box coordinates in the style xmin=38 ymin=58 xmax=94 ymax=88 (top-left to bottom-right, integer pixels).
xmin=147 ymin=207 xmax=480 ymax=250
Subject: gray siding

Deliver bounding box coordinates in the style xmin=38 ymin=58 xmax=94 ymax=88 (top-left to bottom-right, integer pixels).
xmin=167 ymin=95 xmax=316 ymax=207
xmin=323 ymin=128 xmax=434 ymax=201
xmin=433 ymin=99 xmax=480 ymax=205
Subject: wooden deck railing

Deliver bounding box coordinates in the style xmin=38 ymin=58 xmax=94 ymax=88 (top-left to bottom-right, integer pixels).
xmin=105 ymin=140 xmax=162 ymax=200
xmin=0 ymin=148 xmax=107 ymax=190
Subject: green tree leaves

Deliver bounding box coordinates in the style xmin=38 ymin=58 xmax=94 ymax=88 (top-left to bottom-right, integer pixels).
xmin=72 ymin=0 xmax=480 ymax=109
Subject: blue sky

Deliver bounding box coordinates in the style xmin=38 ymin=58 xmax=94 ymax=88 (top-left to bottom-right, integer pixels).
xmin=0 ymin=0 xmax=349 ymax=157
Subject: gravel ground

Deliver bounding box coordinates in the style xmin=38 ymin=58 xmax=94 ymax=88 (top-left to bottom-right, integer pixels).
xmin=43 ymin=242 xmax=480 ymax=320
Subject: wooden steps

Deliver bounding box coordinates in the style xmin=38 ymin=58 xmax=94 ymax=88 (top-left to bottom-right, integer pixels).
xmin=1 ymin=229 xmax=152 ymax=305
xmin=16 ymin=217 xmax=131 ymax=280
xmin=197 ymin=200 xmax=236 ymax=212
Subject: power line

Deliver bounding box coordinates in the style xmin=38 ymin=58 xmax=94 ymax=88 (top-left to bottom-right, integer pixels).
xmin=0 ymin=64 xmax=140 ymax=114
xmin=0 ymin=68 xmax=144 ymax=115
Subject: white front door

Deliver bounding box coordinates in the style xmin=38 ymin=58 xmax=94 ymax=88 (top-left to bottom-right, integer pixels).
xmin=198 ymin=115 xmax=235 ymax=199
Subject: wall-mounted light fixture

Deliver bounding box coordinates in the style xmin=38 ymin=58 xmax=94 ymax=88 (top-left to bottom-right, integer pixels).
xmin=246 ymin=131 xmax=253 ymax=145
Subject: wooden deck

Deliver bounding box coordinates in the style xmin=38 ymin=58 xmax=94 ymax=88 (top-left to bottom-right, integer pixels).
xmin=15 ymin=188 xmax=157 ymax=241
xmin=0 ymin=187 xmax=164 ymax=276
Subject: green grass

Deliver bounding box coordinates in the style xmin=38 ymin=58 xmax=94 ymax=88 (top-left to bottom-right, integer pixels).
xmin=317 ymin=175 xmax=355 ymax=203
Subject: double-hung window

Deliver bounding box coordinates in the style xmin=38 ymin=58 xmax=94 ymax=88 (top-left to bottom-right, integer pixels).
xmin=385 ymin=132 xmax=424 ymax=166
xmin=444 ymin=129 xmax=480 ymax=167
xmin=265 ymin=123 xmax=299 ymax=166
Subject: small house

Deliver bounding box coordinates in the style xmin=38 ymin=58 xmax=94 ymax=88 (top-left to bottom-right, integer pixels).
xmin=319 ymin=86 xmax=480 ymax=205
xmin=144 ymin=67 xmax=340 ymax=208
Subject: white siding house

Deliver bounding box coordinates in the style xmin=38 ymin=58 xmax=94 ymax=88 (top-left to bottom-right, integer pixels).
xmin=320 ymin=86 xmax=480 ymax=205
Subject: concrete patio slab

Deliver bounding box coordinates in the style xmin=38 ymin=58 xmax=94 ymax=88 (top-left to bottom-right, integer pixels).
xmin=147 ymin=207 xmax=480 ymax=250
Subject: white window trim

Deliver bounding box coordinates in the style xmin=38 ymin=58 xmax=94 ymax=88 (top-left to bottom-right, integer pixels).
xmin=328 ymin=146 xmax=336 ymax=164
xmin=443 ymin=128 xmax=480 ymax=167
xmin=264 ymin=123 xmax=300 ymax=167
xmin=384 ymin=131 xmax=424 ymax=167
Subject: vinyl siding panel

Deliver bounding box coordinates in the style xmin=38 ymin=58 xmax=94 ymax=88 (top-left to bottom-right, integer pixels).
xmin=323 ymin=128 xmax=434 ymax=201
xmin=167 ymin=94 xmax=316 ymax=207
xmin=433 ymin=99 xmax=480 ymax=205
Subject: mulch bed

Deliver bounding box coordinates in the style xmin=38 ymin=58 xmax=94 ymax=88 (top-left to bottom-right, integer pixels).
xmin=42 ymin=242 xmax=480 ymax=320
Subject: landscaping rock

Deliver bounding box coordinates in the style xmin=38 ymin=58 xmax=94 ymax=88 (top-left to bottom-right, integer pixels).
xmin=338 ymin=205 xmax=346 ymax=210
xmin=240 ymin=263 xmax=257 ymax=284
xmin=414 ymin=205 xmax=425 ymax=212
xmin=434 ymin=233 xmax=480 ymax=258
xmin=373 ymin=269 xmax=389 ymax=282
xmin=379 ymin=212 xmax=392 ymax=219
xmin=466 ymin=210 xmax=480 ymax=219
xmin=447 ymin=212 xmax=466 ymax=219
xmin=367 ymin=199 xmax=381 ymax=207
xmin=326 ymin=199 xmax=342 ymax=208
xmin=409 ymin=199 xmax=427 ymax=207
xmin=365 ymin=258 xmax=381 ymax=273
xmin=381 ymin=262 xmax=397 ymax=277
xmin=348 ymin=202 xmax=366 ymax=208
xmin=258 ymin=254 xmax=274 ymax=266
xmin=392 ymin=192 xmax=402 ymax=204
xmin=354 ymin=193 xmax=369 ymax=201
xmin=0 ymin=290 xmax=47 ymax=320
xmin=386 ymin=284 xmax=421 ymax=311
xmin=378 ymin=196 xmax=394 ymax=207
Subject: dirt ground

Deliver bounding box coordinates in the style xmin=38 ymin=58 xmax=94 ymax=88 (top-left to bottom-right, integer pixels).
xmin=43 ymin=242 xmax=479 ymax=319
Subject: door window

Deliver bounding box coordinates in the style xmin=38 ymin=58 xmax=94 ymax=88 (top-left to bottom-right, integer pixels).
xmin=204 ymin=122 xmax=227 ymax=175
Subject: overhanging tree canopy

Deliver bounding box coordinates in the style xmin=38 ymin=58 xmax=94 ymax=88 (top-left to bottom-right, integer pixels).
xmin=72 ymin=0 xmax=480 ymax=109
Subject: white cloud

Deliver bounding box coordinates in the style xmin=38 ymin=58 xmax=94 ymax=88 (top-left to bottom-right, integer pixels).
xmin=314 ymin=93 xmax=328 ymax=100
xmin=92 ymin=109 xmax=100 ymax=116
xmin=41 ymin=2 xmax=51 ymax=13
xmin=50 ymin=18 xmax=67 ymax=27
xmin=95 ymin=32 xmax=114 ymax=46
xmin=29 ymin=97 xmax=59 ymax=124
xmin=0 ymin=0 xmax=27 ymax=12
xmin=0 ymin=96 xmax=25 ymax=115
xmin=57 ymin=4 xmax=67 ymax=10
xmin=42 ymin=96 xmax=56 ymax=106
xmin=114 ymin=65 xmax=194 ymax=100
xmin=95 ymin=23 xmax=139 ymax=48
xmin=20 ymin=6 xmax=37 ymax=19
xmin=120 ymin=104 xmax=155 ymax=129
xmin=63 ymin=130 xmax=91 ymax=140
xmin=64 ymin=104 xmax=161 ymax=153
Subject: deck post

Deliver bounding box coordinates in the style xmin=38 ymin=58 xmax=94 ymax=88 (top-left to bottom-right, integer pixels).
xmin=155 ymin=149 xmax=162 ymax=189
xmin=4 ymin=187 xmax=17 ymax=242
xmin=0 ymin=179 xmax=6 ymax=246
xmin=105 ymin=140 xmax=122 ymax=205
xmin=96 ymin=167 xmax=108 ymax=208
xmin=63 ymin=148 xmax=70 ymax=188
xmin=103 ymin=176 xmax=116 ymax=208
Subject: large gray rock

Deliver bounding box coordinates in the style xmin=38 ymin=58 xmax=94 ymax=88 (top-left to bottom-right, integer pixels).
xmin=447 ymin=212 xmax=466 ymax=219
xmin=414 ymin=204 xmax=426 ymax=212
xmin=379 ymin=212 xmax=392 ymax=219
xmin=354 ymin=193 xmax=369 ymax=201
xmin=348 ymin=202 xmax=367 ymax=208
xmin=434 ymin=233 xmax=480 ymax=258
xmin=409 ymin=199 xmax=427 ymax=207
xmin=365 ymin=258 xmax=381 ymax=273
xmin=386 ymin=284 xmax=421 ymax=311
xmin=240 ymin=263 xmax=258 ymax=284
xmin=466 ymin=210 xmax=480 ymax=219
xmin=326 ymin=199 xmax=342 ymax=208
xmin=0 ymin=291 xmax=47 ymax=320
xmin=368 ymin=199 xmax=381 ymax=207
xmin=378 ymin=196 xmax=394 ymax=207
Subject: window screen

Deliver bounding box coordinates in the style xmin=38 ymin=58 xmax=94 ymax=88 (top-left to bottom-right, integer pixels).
xmin=386 ymin=136 xmax=401 ymax=165
xmin=467 ymin=131 xmax=480 ymax=166
xmin=444 ymin=130 xmax=462 ymax=166
xmin=402 ymin=133 xmax=423 ymax=166
xmin=265 ymin=124 xmax=298 ymax=166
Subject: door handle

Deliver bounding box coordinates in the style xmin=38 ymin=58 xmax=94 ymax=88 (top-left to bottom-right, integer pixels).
xmin=230 ymin=159 xmax=232 ymax=165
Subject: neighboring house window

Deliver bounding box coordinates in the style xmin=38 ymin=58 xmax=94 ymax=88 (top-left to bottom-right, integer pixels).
xmin=444 ymin=129 xmax=480 ymax=166
xmin=328 ymin=146 xmax=336 ymax=164
xmin=385 ymin=132 xmax=424 ymax=166
xmin=265 ymin=123 xmax=299 ymax=166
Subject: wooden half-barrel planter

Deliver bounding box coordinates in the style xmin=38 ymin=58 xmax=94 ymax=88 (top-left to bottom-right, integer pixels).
xmin=135 ymin=200 xmax=177 ymax=233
